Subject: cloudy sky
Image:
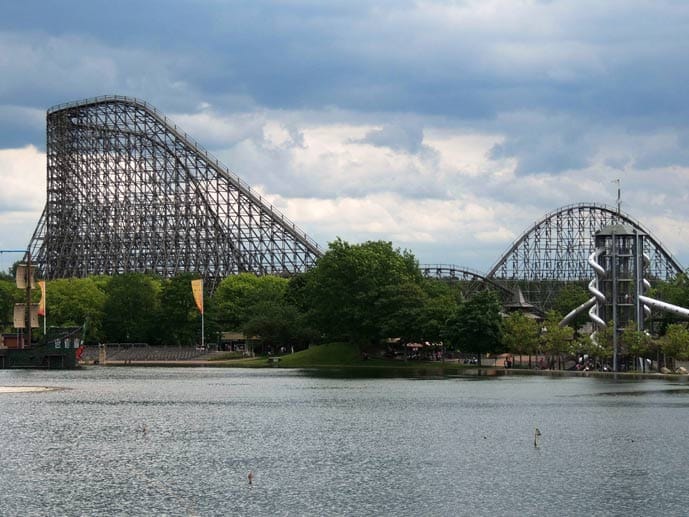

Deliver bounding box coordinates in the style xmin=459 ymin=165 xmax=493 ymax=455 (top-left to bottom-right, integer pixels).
xmin=2 ymin=0 xmax=689 ymax=273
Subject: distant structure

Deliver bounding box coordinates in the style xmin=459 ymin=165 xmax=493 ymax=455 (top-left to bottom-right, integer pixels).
xmin=25 ymin=97 xmax=683 ymax=307
xmin=487 ymin=203 xmax=683 ymax=307
xmin=29 ymin=96 xmax=321 ymax=289
xmin=561 ymin=222 xmax=689 ymax=370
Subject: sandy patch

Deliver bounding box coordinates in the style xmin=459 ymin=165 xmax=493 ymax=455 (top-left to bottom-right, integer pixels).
xmin=0 ymin=386 xmax=61 ymax=393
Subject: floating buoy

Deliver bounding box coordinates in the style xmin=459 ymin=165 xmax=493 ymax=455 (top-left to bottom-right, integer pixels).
xmin=534 ymin=427 xmax=542 ymax=448
xmin=248 ymin=470 xmax=254 ymax=485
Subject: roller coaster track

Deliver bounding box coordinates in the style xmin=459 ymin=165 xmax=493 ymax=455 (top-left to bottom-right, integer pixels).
xmin=486 ymin=202 xmax=683 ymax=307
xmin=33 ymin=96 xmax=321 ymax=289
xmin=420 ymin=264 xmax=514 ymax=297
xmin=26 ymin=98 xmax=685 ymax=308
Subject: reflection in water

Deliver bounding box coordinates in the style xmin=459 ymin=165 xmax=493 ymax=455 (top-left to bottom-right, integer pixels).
xmin=0 ymin=367 xmax=688 ymax=516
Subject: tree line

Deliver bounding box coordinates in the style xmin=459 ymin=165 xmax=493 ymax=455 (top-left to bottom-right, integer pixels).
xmin=1 ymin=239 xmax=689 ymax=367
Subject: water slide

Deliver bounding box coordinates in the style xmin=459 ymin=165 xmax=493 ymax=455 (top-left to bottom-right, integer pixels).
xmin=560 ymin=249 xmax=606 ymax=327
xmin=638 ymin=295 xmax=689 ymax=319
xmin=561 ymin=248 xmax=689 ymax=326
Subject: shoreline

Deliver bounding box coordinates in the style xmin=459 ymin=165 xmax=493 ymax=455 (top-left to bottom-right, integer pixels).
xmin=84 ymin=359 xmax=689 ymax=380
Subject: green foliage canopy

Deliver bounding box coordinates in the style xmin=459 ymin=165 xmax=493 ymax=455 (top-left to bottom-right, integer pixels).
xmin=158 ymin=273 xmax=202 ymax=346
xmin=46 ymin=278 xmax=107 ymax=343
xmin=302 ymin=239 xmax=422 ymax=344
xmin=0 ymin=279 xmax=20 ymax=330
xmin=620 ymin=321 xmax=653 ymax=359
xmin=552 ymin=284 xmax=590 ymax=330
xmin=210 ymin=273 xmax=288 ymax=331
xmin=101 ymin=273 xmax=161 ymax=343
xmin=540 ymin=311 xmax=574 ymax=358
xmin=502 ymin=311 xmax=540 ymax=357
xmin=660 ymin=323 xmax=689 ymax=361
xmin=443 ymin=290 xmax=503 ymax=363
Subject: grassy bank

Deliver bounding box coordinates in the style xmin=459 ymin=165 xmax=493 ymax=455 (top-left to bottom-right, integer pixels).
xmin=100 ymin=344 xmax=689 ymax=379
xmin=210 ymin=342 xmax=473 ymax=370
xmin=209 ymin=342 xmax=362 ymax=367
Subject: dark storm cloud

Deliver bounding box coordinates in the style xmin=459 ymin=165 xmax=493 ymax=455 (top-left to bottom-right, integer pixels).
xmin=487 ymin=114 xmax=594 ymax=174
xmin=3 ymin=1 xmax=689 ymax=128
xmin=2 ymin=0 xmax=689 ymax=185
xmin=4 ymin=0 xmax=689 ymax=263
xmin=0 ymin=106 xmax=44 ymax=148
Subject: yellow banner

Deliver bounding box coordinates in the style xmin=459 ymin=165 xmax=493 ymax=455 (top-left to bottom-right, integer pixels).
xmin=38 ymin=280 xmax=46 ymax=316
xmin=191 ymin=279 xmax=204 ymax=314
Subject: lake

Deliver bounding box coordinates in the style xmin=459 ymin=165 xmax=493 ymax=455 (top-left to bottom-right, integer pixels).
xmin=1 ymin=367 xmax=688 ymax=516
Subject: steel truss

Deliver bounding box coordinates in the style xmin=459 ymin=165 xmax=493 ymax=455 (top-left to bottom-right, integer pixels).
xmin=30 ymin=96 xmax=321 ymax=289
xmin=487 ymin=203 xmax=683 ymax=307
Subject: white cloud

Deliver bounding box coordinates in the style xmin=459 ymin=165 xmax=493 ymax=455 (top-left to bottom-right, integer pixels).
xmin=0 ymin=145 xmax=45 ymax=250
xmin=0 ymin=145 xmax=45 ymax=210
xmin=2 ymin=1 xmax=689 ymax=272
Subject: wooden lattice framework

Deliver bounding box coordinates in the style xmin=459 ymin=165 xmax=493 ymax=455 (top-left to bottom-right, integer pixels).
xmin=29 ymin=96 xmax=321 ymax=289
xmin=487 ymin=203 xmax=683 ymax=306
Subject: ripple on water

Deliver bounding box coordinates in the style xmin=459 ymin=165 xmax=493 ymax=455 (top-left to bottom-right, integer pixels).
xmin=0 ymin=369 xmax=689 ymax=516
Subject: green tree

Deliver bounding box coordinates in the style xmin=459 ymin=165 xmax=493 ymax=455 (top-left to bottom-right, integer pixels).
xmin=591 ymin=321 xmax=615 ymax=364
xmin=553 ymin=283 xmax=590 ymax=330
xmin=648 ymin=273 xmax=689 ymax=333
xmin=242 ymin=300 xmax=301 ymax=351
xmin=302 ymin=239 xmax=422 ymax=344
xmin=101 ymin=273 xmax=161 ymax=343
xmin=209 ymin=273 xmax=288 ymax=332
xmin=0 ymin=278 xmax=18 ymax=331
xmin=443 ymin=290 xmax=503 ymax=366
xmin=660 ymin=323 xmax=689 ymax=363
xmin=418 ymin=279 xmax=461 ymax=344
xmin=375 ymin=281 xmax=427 ymax=343
xmin=620 ymin=321 xmax=652 ymax=371
xmin=502 ymin=311 xmax=540 ymax=366
xmin=539 ymin=311 xmax=574 ymax=369
xmin=208 ymin=273 xmax=315 ymax=351
xmin=158 ymin=273 xmax=202 ymax=346
xmin=46 ymin=278 xmax=107 ymax=344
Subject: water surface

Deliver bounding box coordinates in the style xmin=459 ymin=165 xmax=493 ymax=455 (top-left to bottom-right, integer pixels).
xmin=0 ymin=367 xmax=687 ymax=516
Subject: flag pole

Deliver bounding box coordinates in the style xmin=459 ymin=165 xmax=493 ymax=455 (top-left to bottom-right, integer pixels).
xmin=201 ymin=288 xmax=205 ymax=349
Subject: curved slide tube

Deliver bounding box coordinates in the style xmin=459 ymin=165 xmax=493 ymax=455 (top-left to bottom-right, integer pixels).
xmin=642 ymin=255 xmax=652 ymax=317
xmin=588 ymin=277 xmax=606 ymax=305
xmin=559 ymin=250 xmax=607 ymax=327
xmin=587 ymin=249 xmax=607 ymax=327
xmin=588 ymin=248 xmax=606 ymax=278
xmin=638 ymin=295 xmax=689 ymax=319
xmin=560 ymin=297 xmax=596 ymax=327
xmin=588 ymin=302 xmax=607 ymax=327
